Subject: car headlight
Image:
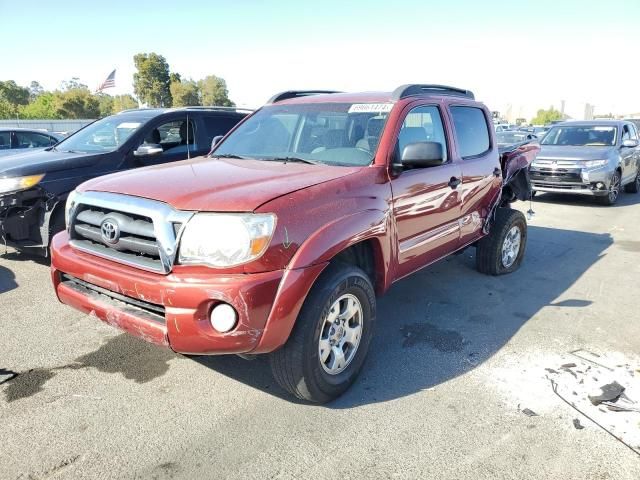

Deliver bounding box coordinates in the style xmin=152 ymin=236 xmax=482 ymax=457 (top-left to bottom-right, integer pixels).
xmin=582 ymin=160 xmax=607 ymax=168
xmin=0 ymin=174 xmax=45 ymax=195
xmin=178 ymin=213 xmax=276 ymax=267
xmin=65 ymin=190 xmax=78 ymax=228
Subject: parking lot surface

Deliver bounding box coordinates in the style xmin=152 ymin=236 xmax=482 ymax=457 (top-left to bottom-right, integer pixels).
xmin=1 ymin=193 xmax=639 ymax=479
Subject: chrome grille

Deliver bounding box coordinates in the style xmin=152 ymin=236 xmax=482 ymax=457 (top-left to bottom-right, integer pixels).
xmin=68 ymin=191 xmax=193 ymax=274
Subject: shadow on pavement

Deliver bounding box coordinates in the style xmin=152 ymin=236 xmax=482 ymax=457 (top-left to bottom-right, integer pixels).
xmin=0 ymin=265 xmax=17 ymax=294
xmin=195 ymin=225 xmax=613 ymax=407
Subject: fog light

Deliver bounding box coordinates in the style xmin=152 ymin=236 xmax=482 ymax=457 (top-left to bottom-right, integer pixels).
xmin=210 ymin=303 xmax=237 ymax=332
xmin=596 ymin=182 xmax=604 ymax=189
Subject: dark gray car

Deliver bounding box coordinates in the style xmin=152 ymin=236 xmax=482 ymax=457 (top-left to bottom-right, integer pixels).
xmin=529 ymin=120 xmax=640 ymax=205
xmin=0 ymin=128 xmax=62 ymax=158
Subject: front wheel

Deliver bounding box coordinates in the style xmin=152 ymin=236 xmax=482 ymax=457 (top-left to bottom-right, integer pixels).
xmin=596 ymin=171 xmax=621 ymax=205
xmin=270 ymin=263 xmax=376 ymax=403
xmin=476 ymin=208 xmax=527 ymax=275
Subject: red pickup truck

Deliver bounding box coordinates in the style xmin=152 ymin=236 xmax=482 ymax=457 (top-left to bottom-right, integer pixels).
xmin=51 ymin=85 xmax=539 ymax=403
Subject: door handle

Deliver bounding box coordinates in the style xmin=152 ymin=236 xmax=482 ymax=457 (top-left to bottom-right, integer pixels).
xmin=448 ymin=176 xmax=462 ymax=189
xmin=493 ymin=167 xmax=502 ymax=177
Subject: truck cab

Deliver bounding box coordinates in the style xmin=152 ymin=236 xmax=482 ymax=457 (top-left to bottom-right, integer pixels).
xmin=51 ymin=85 xmax=538 ymax=402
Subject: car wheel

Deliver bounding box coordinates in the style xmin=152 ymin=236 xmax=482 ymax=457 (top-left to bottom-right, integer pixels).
xmin=623 ymin=170 xmax=640 ymax=194
xmin=596 ymin=171 xmax=621 ymax=205
xmin=476 ymin=208 xmax=527 ymax=276
xmin=270 ymin=263 xmax=376 ymax=403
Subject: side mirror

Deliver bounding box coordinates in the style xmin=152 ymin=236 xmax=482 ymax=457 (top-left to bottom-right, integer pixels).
xmin=621 ymin=139 xmax=639 ymax=148
xmin=401 ymin=142 xmax=445 ymax=168
xmin=133 ymin=144 xmax=163 ymax=157
xmin=211 ymin=135 xmax=224 ymax=150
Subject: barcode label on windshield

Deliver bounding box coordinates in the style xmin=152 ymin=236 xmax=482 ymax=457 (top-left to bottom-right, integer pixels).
xmin=348 ymin=103 xmax=393 ymax=114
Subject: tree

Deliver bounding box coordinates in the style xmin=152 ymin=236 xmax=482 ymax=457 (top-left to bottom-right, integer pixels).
xmin=60 ymin=77 xmax=88 ymax=91
xmin=0 ymin=80 xmax=30 ymax=107
xmin=19 ymin=92 xmax=59 ymax=119
xmin=531 ymin=107 xmax=563 ymax=125
xmin=97 ymin=93 xmax=114 ymax=117
xmin=112 ymin=94 xmax=138 ymax=112
xmin=133 ymin=53 xmax=172 ymax=107
xmin=28 ymin=81 xmax=44 ymax=101
xmin=198 ymin=75 xmax=234 ymax=106
xmin=170 ymin=79 xmax=200 ymax=107
xmin=55 ymin=87 xmax=100 ymax=118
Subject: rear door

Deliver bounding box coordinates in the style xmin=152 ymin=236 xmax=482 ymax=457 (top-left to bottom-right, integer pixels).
xmin=390 ymin=102 xmax=464 ymax=279
xmin=448 ymin=104 xmax=501 ymax=246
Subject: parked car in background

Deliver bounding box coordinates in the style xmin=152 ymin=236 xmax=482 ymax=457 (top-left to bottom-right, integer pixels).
xmin=0 ymin=107 xmax=249 ymax=255
xmin=625 ymin=118 xmax=640 ymax=131
xmin=52 ymin=85 xmax=539 ymax=403
xmin=0 ymin=128 xmax=62 ymax=158
xmin=519 ymin=126 xmax=549 ymax=139
xmin=496 ymin=130 xmax=537 ymax=147
xmin=530 ymin=120 xmax=640 ymax=205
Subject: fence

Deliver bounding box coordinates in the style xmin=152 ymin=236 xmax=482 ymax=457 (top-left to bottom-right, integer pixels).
xmin=0 ymin=119 xmax=95 ymax=135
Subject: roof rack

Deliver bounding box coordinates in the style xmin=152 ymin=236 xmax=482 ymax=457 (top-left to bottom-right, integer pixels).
xmin=266 ymin=90 xmax=342 ymax=104
xmin=176 ymin=106 xmax=254 ymax=113
xmin=391 ymin=84 xmax=475 ymax=101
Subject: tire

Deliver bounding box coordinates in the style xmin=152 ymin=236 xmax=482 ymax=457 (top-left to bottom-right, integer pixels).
xmin=624 ymin=170 xmax=640 ymax=193
xmin=596 ymin=171 xmax=621 ymax=205
xmin=269 ymin=263 xmax=376 ymax=403
xmin=476 ymin=208 xmax=527 ymax=276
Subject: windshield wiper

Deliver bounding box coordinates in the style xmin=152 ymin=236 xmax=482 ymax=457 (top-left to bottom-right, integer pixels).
xmin=212 ymin=153 xmax=249 ymax=159
xmin=266 ymin=156 xmax=322 ymax=165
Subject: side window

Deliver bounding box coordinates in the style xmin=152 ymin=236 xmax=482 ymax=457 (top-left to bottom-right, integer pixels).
xmin=450 ymin=106 xmax=491 ymax=159
xmin=203 ymin=115 xmax=243 ymax=139
xmin=15 ymin=131 xmax=56 ymax=148
xmin=0 ymin=131 xmax=10 ymax=150
xmin=621 ymin=125 xmax=632 ymax=141
xmin=630 ymin=125 xmax=639 ymax=140
xmin=141 ymin=118 xmax=197 ymax=154
xmin=396 ymin=105 xmax=448 ymax=162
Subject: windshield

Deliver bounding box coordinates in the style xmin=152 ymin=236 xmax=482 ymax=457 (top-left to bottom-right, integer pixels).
xmin=213 ymin=102 xmax=393 ymax=166
xmin=54 ymin=115 xmax=150 ymax=153
xmin=496 ymin=131 xmax=529 ymax=145
xmin=541 ymin=125 xmax=617 ymax=146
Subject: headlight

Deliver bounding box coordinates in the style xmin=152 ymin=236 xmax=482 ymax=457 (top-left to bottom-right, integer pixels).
xmin=582 ymin=160 xmax=607 ymax=168
xmin=65 ymin=190 xmax=78 ymax=228
xmin=178 ymin=213 xmax=276 ymax=267
xmin=0 ymin=174 xmax=45 ymax=195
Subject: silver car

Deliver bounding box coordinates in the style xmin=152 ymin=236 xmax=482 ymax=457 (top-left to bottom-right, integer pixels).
xmin=529 ymin=120 xmax=640 ymax=205
xmin=0 ymin=128 xmax=62 ymax=158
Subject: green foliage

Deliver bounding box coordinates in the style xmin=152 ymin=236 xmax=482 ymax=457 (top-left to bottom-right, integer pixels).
xmin=133 ymin=53 xmax=172 ymax=107
xmin=55 ymin=87 xmax=100 ymax=118
xmin=170 ymin=79 xmax=200 ymax=107
xmin=28 ymin=81 xmax=44 ymax=101
xmin=19 ymin=92 xmax=60 ymax=119
xmin=198 ymin=75 xmax=234 ymax=106
xmin=112 ymin=94 xmax=138 ymax=113
xmin=97 ymin=93 xmax=114 ymax=117
xmin=0 ymin=80 xmax=30 ymax=106
xmin=531 ymin=107 xmax=563 ymax=125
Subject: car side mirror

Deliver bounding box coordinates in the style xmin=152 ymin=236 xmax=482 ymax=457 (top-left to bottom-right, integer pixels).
xmin=401 ymin=142 xmax=445 ymax=168
xmin=621 ymin=139 xmax=639 ymax=148
xmin=133 ymin=144 xmax=163 ymax=157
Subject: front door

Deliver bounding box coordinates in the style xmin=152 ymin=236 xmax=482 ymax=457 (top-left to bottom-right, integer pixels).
xmin=390 ymin=104 xmax=463 ymax=279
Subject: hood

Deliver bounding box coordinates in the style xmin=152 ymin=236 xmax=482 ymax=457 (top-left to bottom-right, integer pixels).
xmin=0 ymin=148 xmax=105 ymax=178
xmin=537 ymin=145 xmax=614 ymax=161
xmin=80 ymin=157 xmax=363 ymax=212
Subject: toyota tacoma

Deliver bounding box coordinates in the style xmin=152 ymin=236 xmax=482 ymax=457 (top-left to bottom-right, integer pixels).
xmin=51 ymin=85 xmax=539 ymax=402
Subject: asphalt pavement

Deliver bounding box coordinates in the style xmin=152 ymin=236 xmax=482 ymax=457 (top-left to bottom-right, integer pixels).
xmin=1 ymin=192 xmax=639 ymax=479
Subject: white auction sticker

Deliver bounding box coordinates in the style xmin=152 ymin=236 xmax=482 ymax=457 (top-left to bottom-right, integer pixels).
xmin=348 ymin=103 xmax=394 ymax=114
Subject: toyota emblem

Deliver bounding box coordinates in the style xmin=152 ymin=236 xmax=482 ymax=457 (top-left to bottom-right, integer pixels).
xmin=100 ymin=218 xmax=120 ymax=244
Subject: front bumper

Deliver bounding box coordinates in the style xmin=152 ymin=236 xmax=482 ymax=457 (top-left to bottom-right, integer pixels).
xmin=51 ymin=231 xmax=327 ymax=355
xmin=530 ymin=166 xmax=611 ymax=196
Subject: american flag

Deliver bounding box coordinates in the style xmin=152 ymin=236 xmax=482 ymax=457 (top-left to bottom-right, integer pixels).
xmin=97 ymin=69 xmax=116 ymax=92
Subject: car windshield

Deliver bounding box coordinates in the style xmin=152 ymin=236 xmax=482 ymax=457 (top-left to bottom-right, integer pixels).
xmin=213 ymin=102 xmax=393 ymax=166
xmin=54 ymin=115 xmax=150 ymax=153
xmin=541 ymin=125 xmax=617 ymax=146
xmin=496 ymin=131 xmax=529 ymax=145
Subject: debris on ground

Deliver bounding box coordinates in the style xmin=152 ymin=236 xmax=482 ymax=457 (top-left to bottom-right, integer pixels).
xmin=521 ymin=408 xmax=538 ymax=417
xmin=573 ymin=418 xmax=584 ymax=429
xmin=588 ymin=381 xmax=625 ymax=406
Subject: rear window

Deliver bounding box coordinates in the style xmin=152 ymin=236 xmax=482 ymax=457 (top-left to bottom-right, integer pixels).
xmin=450 ymin=106 xmax=491 ymax=158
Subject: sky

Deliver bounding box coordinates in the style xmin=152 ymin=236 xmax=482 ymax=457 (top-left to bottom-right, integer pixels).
xmin=1 ymin=0 xmax=639 ymax=121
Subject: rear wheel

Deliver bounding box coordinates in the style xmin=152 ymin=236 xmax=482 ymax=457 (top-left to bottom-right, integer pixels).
xmin=270 ymin=263 xmax=376 ymax=403
xmin=596 ymin=171 xmax=621 ymax=205
xmin=624 ymin=170 xmax=640 ymax=193
xmin=476 ymin=208 xmax=527 ymax=275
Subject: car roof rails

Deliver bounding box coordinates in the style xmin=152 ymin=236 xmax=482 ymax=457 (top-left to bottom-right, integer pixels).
xmin=178 ymin=106 xmax=254 ymax=114
xmin=266 ymin=90 xmax=342 ymax=104
xmin=391 ymin=84 xmax=475 ymax=101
